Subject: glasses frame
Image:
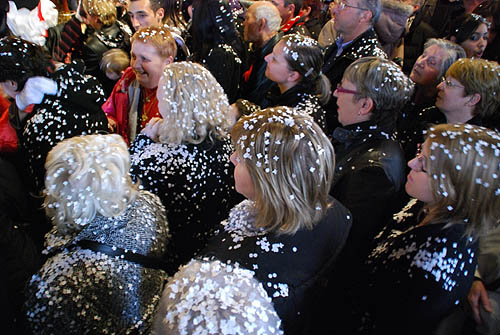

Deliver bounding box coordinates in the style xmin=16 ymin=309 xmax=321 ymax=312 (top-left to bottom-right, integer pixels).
xmin=440 ymin=76 xmax=464 ymax=89
xmin=335 ymin=83 xmax=361 ymax=95
xmin=333 ymin=0 xmax=369 ymax=11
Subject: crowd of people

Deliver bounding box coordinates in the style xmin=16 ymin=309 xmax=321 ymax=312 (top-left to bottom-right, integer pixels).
xmin=0 ymin=0 xmax=499 ymax=334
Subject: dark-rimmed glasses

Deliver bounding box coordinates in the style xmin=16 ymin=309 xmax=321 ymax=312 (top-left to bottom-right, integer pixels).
xmin=333 ymin=0 xmax=369 ymax=11
xmin=335 ymin=83 xmax=361 ymax=95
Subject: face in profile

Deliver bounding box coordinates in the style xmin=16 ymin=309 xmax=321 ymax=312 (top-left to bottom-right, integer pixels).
xmin=406 ymin=140 xmax=434 ymax=203
xmin=230 ymin=151 xmax=256 ymax=200
xmin=410 ymin=45 xmax=447 ymax=87
xmin=264 ymin=41 xmax=295 ymax=86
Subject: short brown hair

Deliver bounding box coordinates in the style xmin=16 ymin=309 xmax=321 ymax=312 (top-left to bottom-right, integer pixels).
xmin=81 ymin=0 xmax=117 ymax=26
xmin=446 ymin=58 xmax=500 ymax=124
xmin=131 ymin=25 xmax=177 ymax=59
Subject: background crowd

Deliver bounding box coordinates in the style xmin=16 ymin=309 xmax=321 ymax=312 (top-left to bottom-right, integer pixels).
xmin=0 ymin=0 xmax=499 ymax=334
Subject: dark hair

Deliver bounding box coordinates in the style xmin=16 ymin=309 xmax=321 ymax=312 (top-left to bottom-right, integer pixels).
xmin=448 ymin=13 xmax=490 ymax=44
xmin=129 ymin=0 xmax=163 ymax=12
xmin=163 ymin=0 xmax=187 ymax=29
xmin=285 ymin=0 xmax=304 ymax=16
xmin=0 ymin=36 xmax=54 ymax=92
xmin=190 ymin=0 xmax=243 ymax=60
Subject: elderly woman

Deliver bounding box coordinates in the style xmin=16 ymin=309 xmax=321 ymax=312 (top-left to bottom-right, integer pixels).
xmin=25 ymin=134 xmax=169 ymax=334
xmin=129 ymin=61 xmax=242 ymax=270
xmin=0 ymin=37 xmax=108 ymax=197
xmin=153 ymin=107 xmax=352 ymax=335
xmin=236 ymin=33 xmax=330 ymax=132
xmin=356 ymin=123 xmax=500 ymax=334
xmin=448 ymin=13 xmax=490 ymax=59
xmin=434 ymin=58 xmax=500 ymax=130
xmin=397 ymin=38 xmax=465 ymax=163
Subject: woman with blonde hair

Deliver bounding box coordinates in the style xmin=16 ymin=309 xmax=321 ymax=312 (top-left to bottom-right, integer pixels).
xmin=356 ymin=123 xmax=500 ymax=334
xmin=25 ymin=134 xmax=169 ymax=334
xmin=153 ymin=107 xmax=352 ymax=335
xmin=130 ymin=61 xmax=242 ymax=270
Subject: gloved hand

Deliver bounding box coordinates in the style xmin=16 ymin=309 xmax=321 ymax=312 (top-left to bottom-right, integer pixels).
xmin=15 ymin=77 xmax=58 ymax=111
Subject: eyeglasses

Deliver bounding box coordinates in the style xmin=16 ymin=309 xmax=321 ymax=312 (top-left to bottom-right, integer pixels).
xmin=335 ymin=83 xmax=361 ymax=95
xmin=440 ymin=77 xmax=464 ymax=89
xmin=415 ymin=143 xmax=428 ymax=173
xmin=333 ymin=0 xmax=369 ymax=11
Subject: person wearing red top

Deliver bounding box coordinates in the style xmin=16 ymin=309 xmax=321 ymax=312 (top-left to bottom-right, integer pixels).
xmin=102 ymin=25 xmax=176 ymax=144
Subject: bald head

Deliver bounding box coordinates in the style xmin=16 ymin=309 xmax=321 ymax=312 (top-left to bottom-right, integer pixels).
xmin=244 ymin=1 xmax=281 ymax=45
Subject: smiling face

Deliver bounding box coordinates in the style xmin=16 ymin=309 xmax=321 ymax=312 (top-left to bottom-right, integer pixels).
xmin=410 ymin=44 xmax=448 ymax=87
xmin=406 ymin=140 xmax=434 ymax=203
xmin=460 ymin=23 xmax=489 ymax=58
xmin=130 ymin=41 xmax=170 ymax=89
xmin=230 ymin=151 xmax=256 ymax=200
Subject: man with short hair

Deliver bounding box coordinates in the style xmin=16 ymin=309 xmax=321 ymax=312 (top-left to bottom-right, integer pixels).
xmin=240 ymin=1 xmax=282 ymax=106
xmin=102 ymin=26 xmax=177 ymax=144
xmin=322 ymin=0 xmax=386 ymax=134
xmin=127 ymin=0 xmax=164 ymax=31
xmin=269 ymin=0 xmax=310 ymax=36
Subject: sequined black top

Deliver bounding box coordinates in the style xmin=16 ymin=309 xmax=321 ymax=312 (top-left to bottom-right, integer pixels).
xmin=360 ymin=198 xmax=478 ymax=334
xmin=129 ymin=134 xmax=242 ymax=270
xmin=25 ymin=191 xmax=169 ymax=335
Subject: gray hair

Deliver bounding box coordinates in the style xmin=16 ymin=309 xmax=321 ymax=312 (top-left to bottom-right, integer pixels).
xmin=359 ymin=0 xmax=382 ymax=24
xmin=252 ymin=1 xmax=282 ymax=33
xmin=423 ymin=38 xmax=466 ymax=79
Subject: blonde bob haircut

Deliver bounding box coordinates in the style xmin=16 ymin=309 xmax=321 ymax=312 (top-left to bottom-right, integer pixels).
xmin=343 ymin=56 xmax=415 ymax=124
xmin=81 ymin=0 xmax=117 ymax=26
xmin=131 ymin=26 xmax=177 ymax=60
xmin=423 ymin=123 xmax=500 ymax=239
xmin=156 ymin=61 xmax=232 ymax=145
xmin=44 ymin=134 xmax=138 ymax=234
xmin=446 ymin=58 xmax=500 ymax=123
xmin=231 ymin=107 xmax=335 ymax=235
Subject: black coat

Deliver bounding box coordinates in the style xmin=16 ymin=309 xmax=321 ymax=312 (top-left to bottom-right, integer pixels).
xmin=239 ymin=33 xmax=281 ymax=107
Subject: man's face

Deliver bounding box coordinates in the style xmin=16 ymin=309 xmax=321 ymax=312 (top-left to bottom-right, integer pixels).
xmin=131 ymin=41 xmax=171 ymax=89
xmin=269 ymin=0 xmax=292 ymax=24
xmin=128 ymin=0 xmax=164 ymax=31
xmin=332 ymin=0 xmax=365 ymax=38
xmin=243 ymin=6 xmax=260 ymax=42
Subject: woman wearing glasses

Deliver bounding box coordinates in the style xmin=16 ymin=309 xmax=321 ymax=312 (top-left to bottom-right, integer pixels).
xmin=355 ymin=123 xmax=500 ymax=334
xmin=325 ymin=56 xmax=414 ymax=333
xmin=434 ymin=58 xmax=500 ymax=130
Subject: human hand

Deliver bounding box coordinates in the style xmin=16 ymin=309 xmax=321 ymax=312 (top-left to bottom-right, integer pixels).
xmin=468 ymin=280 xmax=493 ymax=324
xmin=107 ymin=117 xmax=117 ymax=132
xmin=15 ymin=77 xmax=58 ymax=111
xmin=142 ymin=117 xmax=162 ymax=141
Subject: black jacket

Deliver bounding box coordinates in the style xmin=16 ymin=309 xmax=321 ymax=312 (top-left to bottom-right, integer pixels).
xmin=239 ymin=33 xmax=282 ymax=107
xmin=203 ymin=198 xmax=352 ymax=335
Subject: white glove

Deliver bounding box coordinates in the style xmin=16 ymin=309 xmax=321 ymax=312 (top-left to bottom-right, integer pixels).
xmin=15 ymin=76 xmax=58 ymax=111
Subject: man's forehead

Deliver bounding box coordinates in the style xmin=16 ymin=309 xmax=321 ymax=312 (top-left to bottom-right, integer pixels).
xmin=128 ymin=0 xmax=154 ymax=12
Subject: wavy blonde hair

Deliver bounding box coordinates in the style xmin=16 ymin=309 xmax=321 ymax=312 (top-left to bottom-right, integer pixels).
xmin=231 ymin=107 xmax=335 ymax=234
xmin=156 ymin=61 xmax=232 ymax=145
xmin=81 ymin=0 xmax=117 ymax=26
xmin=422 ymin=123 xmax=500 ymax=239
xmin=44 ymin=134 xmax=138 ymax=234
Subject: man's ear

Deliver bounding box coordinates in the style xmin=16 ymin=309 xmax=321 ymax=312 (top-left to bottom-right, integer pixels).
xmin=359 ymin=8 xmax=372 ymax=24
xmin=258 ymin=18 xmax=267 ymax=32
xmin=155 ymin=8 xmax=165 ymax=23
